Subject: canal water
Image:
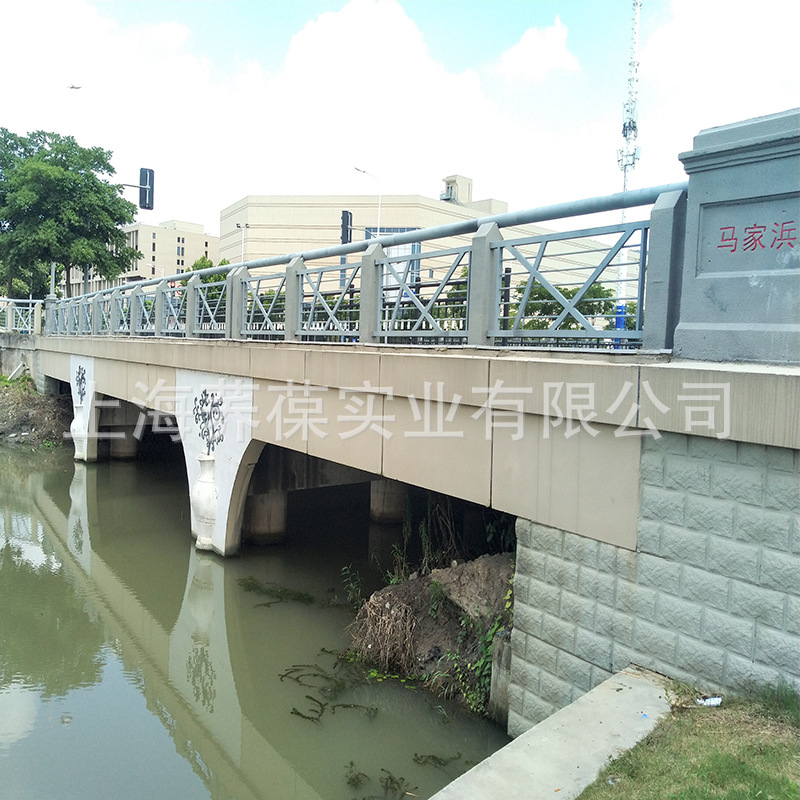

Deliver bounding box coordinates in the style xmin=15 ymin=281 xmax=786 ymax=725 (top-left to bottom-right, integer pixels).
xmin=0 ymin=442 xmax=509 ymax=800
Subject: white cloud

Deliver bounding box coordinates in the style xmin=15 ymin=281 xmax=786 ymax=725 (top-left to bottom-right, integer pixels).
xmin=490 ymin=17 xmax=579 ymax=83
xmin=633 ymin=0 xmax=800 ymax=187
xmin=2 ymin=0 xmax=797 ymax=237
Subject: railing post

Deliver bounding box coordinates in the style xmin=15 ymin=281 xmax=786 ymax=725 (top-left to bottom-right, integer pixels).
xmin=226 ymin=266 xmax=247 ymax=340
xmin=642 ymin=192 xmax=686 ymax=350
xmin=44 ymin=299 xmax=54 ymax=335
xmin=641 ymin=189 xmax=687 ymax=351
xmin=467 ymin=222 xmax=503 ymax=346
xmin=154 ymin=280 xmax=167 ymax=337
xmin=239 ymin=267 xmax=253 ymax=337
xmin=91 ymin=294 xmax=101 ymax=335
xmin=130 ymin=286 xmax=143 ymax=336
xmin=285 ymin=256 xmax=303 ymax=342
xmin=110 ymin=289 xmax=121 ymax=334
xmin=186 ymin=275 xmax=200 ymax=338
xmin=77 ymin=298 xmax=87 ymax=335
xmin=34 ymin=301 xmax=43 ymax=335
xmin=359 ymin=242 xmax=384 ymax=344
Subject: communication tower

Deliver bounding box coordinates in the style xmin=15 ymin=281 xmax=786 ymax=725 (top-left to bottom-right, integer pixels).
xmin=617 ymin=0 xmax=642 ymax=193
xmin=614 ymin=0 xmax=643 ymax=332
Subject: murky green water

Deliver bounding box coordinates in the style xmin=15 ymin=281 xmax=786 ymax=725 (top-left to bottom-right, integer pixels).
xmin=0 ymin=444 xmax=508 ymax=800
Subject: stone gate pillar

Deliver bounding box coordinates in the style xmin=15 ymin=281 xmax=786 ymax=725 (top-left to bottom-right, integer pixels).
xmin=673 ymin=108 xmax=800 ymax=363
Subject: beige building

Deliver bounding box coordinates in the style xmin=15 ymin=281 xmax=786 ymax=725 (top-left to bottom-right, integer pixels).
xmin=219 ymin=176 xmax=515 ymax=268
xmin=65 ymin=220 xmax=220 ymax=296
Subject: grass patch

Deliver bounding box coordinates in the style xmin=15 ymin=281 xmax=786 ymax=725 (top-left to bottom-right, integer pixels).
xmin=577 ymin=684 xmax=799 ymax=800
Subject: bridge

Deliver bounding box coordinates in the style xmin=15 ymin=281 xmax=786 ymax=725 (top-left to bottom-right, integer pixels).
xmin=2 ymin=108 xmax=799 ymax=738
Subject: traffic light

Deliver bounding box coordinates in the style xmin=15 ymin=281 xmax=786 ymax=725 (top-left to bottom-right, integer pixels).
xmin=341 ymin=210 xmax=352 ymax=244
xmin=139 ymin=168 xmax=154 ymax=210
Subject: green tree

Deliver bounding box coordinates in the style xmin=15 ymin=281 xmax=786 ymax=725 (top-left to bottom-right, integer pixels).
xmin=0 ymin=128 xmax=140 ymax=297
xmin=511 ymin=281 xmax=616 ymax=330
xmin=0 ymin=257 xmax=60 ymax=299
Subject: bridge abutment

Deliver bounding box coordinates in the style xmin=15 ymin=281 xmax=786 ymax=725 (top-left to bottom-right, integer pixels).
xmin=508 ymin=432 xmax=800 ymax=737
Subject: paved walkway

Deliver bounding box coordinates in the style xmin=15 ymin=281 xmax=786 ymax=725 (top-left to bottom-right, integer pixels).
xmin=430 ymin=666 xmax=671 ymax=800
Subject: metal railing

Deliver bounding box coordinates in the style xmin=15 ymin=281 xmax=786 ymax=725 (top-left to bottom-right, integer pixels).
xmin=0 ymin=299 xmax=39 ymax=334
xmin=8 ymin=183 xmax=689 ymax=350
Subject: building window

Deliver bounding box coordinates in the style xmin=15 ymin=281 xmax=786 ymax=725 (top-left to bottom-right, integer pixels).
xmin=152 ymin=243 xmax=156 ymax=252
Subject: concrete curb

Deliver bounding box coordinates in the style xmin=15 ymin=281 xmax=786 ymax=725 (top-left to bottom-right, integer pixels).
xmin=430 ymin=666 xmax=671 ymax=799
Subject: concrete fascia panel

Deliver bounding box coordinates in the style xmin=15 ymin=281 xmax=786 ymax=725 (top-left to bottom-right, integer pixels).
xmin=305 ymin=347 xmax=381 ymax=392
xmin=490 ymin=417 xmax=639 ymax=550
xmin=378 ymin=350 xmax=492 ymax=407
xmin=382 ymin=396 xmax=492 ymax=506
xmin=640 ymin=361 xmax=800 ymax=449
xmin=489 ymin=357 xmax=641 ymax=424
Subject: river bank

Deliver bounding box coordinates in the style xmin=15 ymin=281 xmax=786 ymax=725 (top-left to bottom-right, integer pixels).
xmin=0 ymin=375 xmax=71 ymax=445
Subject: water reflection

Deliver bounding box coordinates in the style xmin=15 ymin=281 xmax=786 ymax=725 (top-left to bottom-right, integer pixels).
xmin=0 ymin=446 xmax=508 ymax=800
xmin=0 ymin=514 xmax=105 ymax=698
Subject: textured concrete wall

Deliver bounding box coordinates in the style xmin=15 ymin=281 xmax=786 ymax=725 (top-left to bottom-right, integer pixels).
xmin=508 ymin=432 xmax=800 ymax=738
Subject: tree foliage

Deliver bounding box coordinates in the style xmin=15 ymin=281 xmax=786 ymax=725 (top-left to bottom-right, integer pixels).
xmin=0 ymin=128 xmax=140 ymax=297
xmin=511 ymin=281 xmax=617 ymax=330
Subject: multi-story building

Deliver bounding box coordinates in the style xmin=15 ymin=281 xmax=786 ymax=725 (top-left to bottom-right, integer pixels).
xmin=65 ymin=220 xmax=219 ymax=296
xmin=218 ymin=176 xmax=513 ymax=268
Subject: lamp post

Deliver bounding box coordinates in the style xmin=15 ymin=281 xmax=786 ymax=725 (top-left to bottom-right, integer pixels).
xmin=236 ymin=222 xmax=249 ymax=264
xmin=354 ymin=167 xmax=382 ymax=239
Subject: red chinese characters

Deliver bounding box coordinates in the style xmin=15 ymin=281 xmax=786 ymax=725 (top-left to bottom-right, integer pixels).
xmin=718 ymin=221 xmax=796 ymax=252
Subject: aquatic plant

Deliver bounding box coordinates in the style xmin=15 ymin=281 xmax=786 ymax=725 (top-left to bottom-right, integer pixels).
xmin=238 ymin=575 xmax=315 ymax=606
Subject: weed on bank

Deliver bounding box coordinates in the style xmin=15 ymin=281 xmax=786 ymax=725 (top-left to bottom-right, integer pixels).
xmin=577 ymin=682 xmax=799 ymax=800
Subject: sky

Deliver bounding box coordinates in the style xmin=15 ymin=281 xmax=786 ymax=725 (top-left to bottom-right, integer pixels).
xmin=3 ymin=0 xmax=799 ymax=237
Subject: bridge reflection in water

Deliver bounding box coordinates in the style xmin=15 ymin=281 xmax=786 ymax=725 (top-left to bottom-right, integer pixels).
xmin=2 ymin=445 xmax=508 ymax=800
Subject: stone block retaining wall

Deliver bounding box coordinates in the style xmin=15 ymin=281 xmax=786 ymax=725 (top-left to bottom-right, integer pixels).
xmin=508 ymin=432 xmax=800 ymax=737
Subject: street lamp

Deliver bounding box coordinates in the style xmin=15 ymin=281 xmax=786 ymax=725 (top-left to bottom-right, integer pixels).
xmin=236 ymin=222 xmax=249 ymax=264
xmin=354 ymin=167 xmax=382 ymax=239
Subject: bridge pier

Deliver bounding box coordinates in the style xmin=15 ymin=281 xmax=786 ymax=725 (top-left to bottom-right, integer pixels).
xmin=367 ymin=479 xmax=408 ymax=568
xmin=108 ymin=425 xmax=140 ymax=459
xmin=369 ymin=479 xmax=407 ymax=524
xmin=99 ymin=398 xmax=143 ymax=460
xmin=68 ymin=355 xmax=99 ymax=462
xmin=242 ymin=489 xmax=288 ymax=545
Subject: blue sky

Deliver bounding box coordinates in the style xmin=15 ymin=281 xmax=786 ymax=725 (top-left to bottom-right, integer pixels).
xmin=4 ymin=1 xmax=798 ymax=235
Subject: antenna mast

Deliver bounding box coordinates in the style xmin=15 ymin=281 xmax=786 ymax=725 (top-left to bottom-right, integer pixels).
xmin=614 ymin=0 xmax=642 ymax=334
xmin=617 ymin=0 xmax=641 ymax=193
